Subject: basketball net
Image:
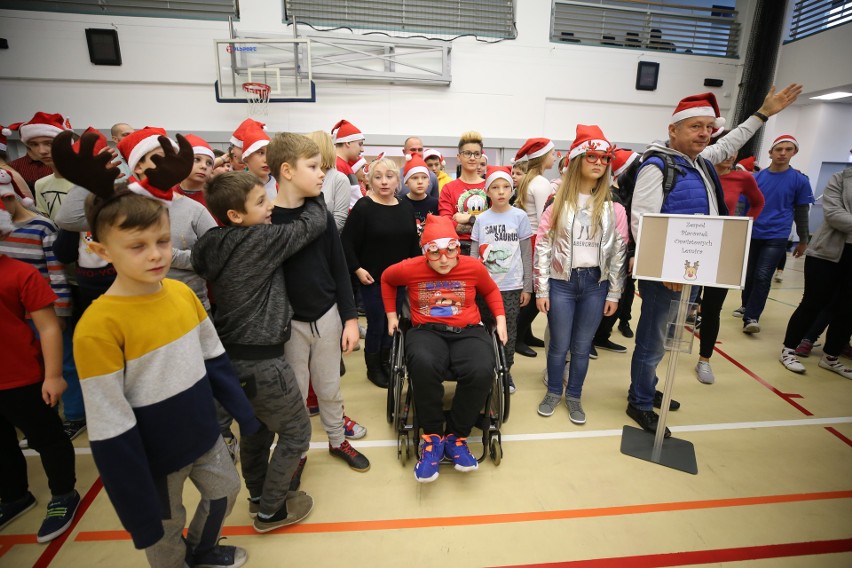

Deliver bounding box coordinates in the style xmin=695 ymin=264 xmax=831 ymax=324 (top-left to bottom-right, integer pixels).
xmin=242 ymin=82 xmax=271 ymax=116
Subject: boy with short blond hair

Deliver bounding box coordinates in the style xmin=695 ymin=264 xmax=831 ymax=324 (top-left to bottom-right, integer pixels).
xmin=268 ymin=132 xmax=369 ymax=478
xmin=193 ymin=169 xmax=327 ymax=532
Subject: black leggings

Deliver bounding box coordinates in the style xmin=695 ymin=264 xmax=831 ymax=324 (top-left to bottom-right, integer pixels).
xmin=0 ymin=382 xmax=76 ymax=502
xmin=698 ymin=286 xmax=729 ymax=359
xmin=783 ymin=246 xmax=852 ymax=356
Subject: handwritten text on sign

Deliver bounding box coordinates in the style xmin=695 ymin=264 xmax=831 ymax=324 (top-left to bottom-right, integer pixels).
xmin=661 ymin=217 xmax=724 ymax=285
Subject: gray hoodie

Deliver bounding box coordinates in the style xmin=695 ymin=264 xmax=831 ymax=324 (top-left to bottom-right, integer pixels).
xmin=191 ymin=197 xmax=327 ymax=359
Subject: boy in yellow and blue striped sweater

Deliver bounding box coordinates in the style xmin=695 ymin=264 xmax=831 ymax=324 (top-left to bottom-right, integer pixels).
xmin=55 ymin=130 xmax=260 ymax=568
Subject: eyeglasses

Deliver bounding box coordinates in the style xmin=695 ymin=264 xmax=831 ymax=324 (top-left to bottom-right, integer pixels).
xmin=424 ymin=241 xmax=461 ymax=260
xmin=584 ymin=151 xmax=613 ymax=165
xmin=460 ymin=150 xmax=483 ymax=159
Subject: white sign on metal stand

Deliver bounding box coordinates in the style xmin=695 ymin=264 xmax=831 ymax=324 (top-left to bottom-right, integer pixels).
xmin=621 ymin=214 xmax=752 ymax=474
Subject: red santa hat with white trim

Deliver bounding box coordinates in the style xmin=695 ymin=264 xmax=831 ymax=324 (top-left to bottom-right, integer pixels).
xmin=4 ymin=112 xmax=71 ymax=143
xmin=0 ymin=124 xmax=8 ymax=152
xmin=72 ymin=127 xmax=109 ymax=156
xmin=423 ymin=148 xmax=445 ymax=166
xmin=330 ymin=120 xmax=365 ymax=144
xmin=117 ymin=126 xmax=178 ymax=174
xmin=736 ymin=156 xmax=756 ymax=172
xmin=403 ymin=152 xmax=430 ymax=183
xmin=184 ymin=134 xmax=215 ymax=160
xmin=420 ymin=213 xmax=460 ymax=250
xmin=771 ymin=134 xmax=799 ymax=150
xmin=350 ymin=156 xmax=367 ymax=173
xmin=611 ymin=149 xmax=639 ymax=178
xmin=670 ymin=92 xmax=726 ymax=129
xmin=485 ymin=165 xmax=513 ymax=189
xmin=240 ymin=126 xmax=270 ymax=160
xmin=512 ymin=138 xmax=554 ymax=164
xmin=230 ymin=118 xmax=266 ymax=149
xmin=568 ymin=125 xmax=613 ymax=160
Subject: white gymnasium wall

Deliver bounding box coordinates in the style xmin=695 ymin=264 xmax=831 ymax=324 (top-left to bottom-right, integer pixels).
xmin=0 ymin=0 xmax=754 ymax=156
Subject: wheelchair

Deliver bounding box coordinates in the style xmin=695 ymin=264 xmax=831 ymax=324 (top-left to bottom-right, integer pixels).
xmin=386 ymin=317 xmax=510 ymax=467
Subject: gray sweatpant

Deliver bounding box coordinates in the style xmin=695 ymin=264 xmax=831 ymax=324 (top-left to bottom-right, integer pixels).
xmin=144 ymin=436 xmax=240 ymax=568
xmin=232 ymin=356 xmax=311 ymax=517
xmin=284 ymin=305 xmax=346 ymax=447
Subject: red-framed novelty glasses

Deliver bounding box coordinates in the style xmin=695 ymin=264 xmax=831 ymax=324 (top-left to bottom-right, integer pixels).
xmin=583 ymin=151 xmax=614 ymax=165
xmin=424 ymin=240 xmax=461 ymax=260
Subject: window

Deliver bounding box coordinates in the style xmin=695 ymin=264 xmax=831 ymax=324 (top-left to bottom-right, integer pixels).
xmin=787 ymin=0 xmax=852 ymax=42
xmin=1 ymin=0 xmax=239 ymax=21
xmin=551 ymin=0 xmax=740 ymax=58
xmin=284 ymin=0 xmax=516 ymax=40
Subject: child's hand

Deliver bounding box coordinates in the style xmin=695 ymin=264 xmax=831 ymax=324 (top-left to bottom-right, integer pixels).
xmin=387 ymin=313 xmax=399 ymax=336
xmin=536 ymin=297 xmax=549 ymax=313
xmin=496 ymin=319 xmax=508 ymax=346
xmin=355 ymin=268 xmax=374 ymax=285
xmin=145 ymin=134 xmax=194 ymax=191
xmin=51 ymin=131 xmax=120 ymax=199
xmin=341 ymin=319 xmax=360 ymax=354
xmin=603 ymin=300 xmax=619 ymax=317
xmin=519 ymin=292 xmax=531 ymax=307
xmin=42 ymin=376 xmax=67 ymax=407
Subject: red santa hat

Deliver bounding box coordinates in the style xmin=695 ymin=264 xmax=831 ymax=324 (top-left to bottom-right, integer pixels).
xmin=240 ymin=126 xmax=270 ymax=160
xmin=485 ymin=166 xmax=513 ymax=189
xmin=330 ymin=119 xmax=364 ymax=144
xmin=5 ymin=112 xmax=71 ymax=144
xmin=568 ymin=125 xmax=613 ymax=160
xmin=736 ymin=156 xmax=756 ymax=172
xmin=0 ymin=169 xmax=14 ymax=198
xmin=350 ymin=156 xmax=367 ymax=173
xmin=117 ymin=126 xmax=177 ymax=174
xmin=671 ymin=92 xmax=726 ymax=128
xmin=420 ymin=213 xmax=460 ymax=251
xmin=423 ymin=148 xmax=445 ymax=166
xmin=404 ymin=153 xmax=430 ymax=183
xmin=771 ymin=134 xmax=799 ymax=150
xmin=0 ymin=125 xmax=8 ymax=152
xmin=611 ymin=149 xmax=639 ymax=178
xmin=184 ymin=134 xmax=215 ymax=160
xmin=512 ymin=138 xmax=554 ymax=164
xmin=230 ymin=118 xmax=266 ymax=149
xmin=72 ymin=127 xmax=109 ymax=155
xmin=0 ymin=196 xmax=14 ymax=238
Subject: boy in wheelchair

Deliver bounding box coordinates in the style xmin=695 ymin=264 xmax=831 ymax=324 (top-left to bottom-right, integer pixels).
xmin=382 ymin=214 xmax=507 ymax=482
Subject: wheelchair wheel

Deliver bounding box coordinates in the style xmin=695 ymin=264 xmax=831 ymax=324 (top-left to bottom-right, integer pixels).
xmin=489 ymin=432 xmax=502 ymax=465
xmin=398 ymin=433 xmax=410 ymax=465
xmin=388 ymin=329 xmax=405 ymax=424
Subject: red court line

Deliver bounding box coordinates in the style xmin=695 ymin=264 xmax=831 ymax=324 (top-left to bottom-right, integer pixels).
xmin=32 ymin=477 xmax=104 ymax=568
xmin=75 ymin=490 xmax=852 ymax=540
xmin=825 ymin=427 xmax=852 ymax=448
xmin=494 ymin=537 xmax=852 ymax=567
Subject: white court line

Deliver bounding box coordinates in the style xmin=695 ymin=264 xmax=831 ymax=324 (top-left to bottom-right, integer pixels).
xmin=23 ymin=416 xmax=852 ymax=456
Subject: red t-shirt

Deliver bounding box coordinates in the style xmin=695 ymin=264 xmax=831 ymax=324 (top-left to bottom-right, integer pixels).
xmin=438 ymin=178 xmax=487 ymax=241
xmin=175 ymin=186 xmax=207 ymax=207
xmin=0 ymin=255 xmax=58 ymax=390
xmin=381 ymin=255 xmax=504 ymax=327
xmin=720 ymin=170 xmax=765 ymax=220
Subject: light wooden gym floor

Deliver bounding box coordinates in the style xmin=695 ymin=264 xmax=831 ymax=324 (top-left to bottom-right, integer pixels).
xmin=3 ymin=254 xmax=851 ymax=567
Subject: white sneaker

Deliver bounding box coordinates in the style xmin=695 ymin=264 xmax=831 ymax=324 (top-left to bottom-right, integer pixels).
xmin=780 ymin=348 xmax=805 ymax=374
xmin=774 ymin=270 xmax=784 ymax=282
xmin=732 ymin=306 xmax=745 ymax=318
xmin=695 ymin=361 xmax=715 ymax=384
xmin=818 ymin=355 xmax=852 ymax=380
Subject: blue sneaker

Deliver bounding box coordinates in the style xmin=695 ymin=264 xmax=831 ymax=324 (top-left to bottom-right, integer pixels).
xmin=444 ymin=434 xmax=478 ymax=472
xmin=414 ymin=434 xmax=444 ymax=483
xmin=37 ymin=490 xmax=80 ymax=543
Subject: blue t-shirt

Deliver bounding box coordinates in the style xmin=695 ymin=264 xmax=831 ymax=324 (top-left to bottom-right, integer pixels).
xmin=752 ymin=168 xmax=813 ymax=239
xmin=470 ymin=207 xmax=532 ymax=291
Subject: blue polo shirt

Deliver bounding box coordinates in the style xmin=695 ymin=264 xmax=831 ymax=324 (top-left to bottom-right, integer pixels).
xmin=752 ymin=168 xmax=813 ymax=239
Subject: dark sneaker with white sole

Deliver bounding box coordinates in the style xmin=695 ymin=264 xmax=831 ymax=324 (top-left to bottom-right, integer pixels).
xmin=37 ymin=490 xmax=80 ymax=543
xmin=0 ymin=492 xmax=37 ymax=533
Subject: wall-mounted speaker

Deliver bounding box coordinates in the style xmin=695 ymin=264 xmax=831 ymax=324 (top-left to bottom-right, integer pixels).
xmin=636 ymin=62 xmax=660 ymax=91
xmin=704 ymin=78 xmax=724 ymax=87
xmin=86 ymin=29 xmax=122 ymax=66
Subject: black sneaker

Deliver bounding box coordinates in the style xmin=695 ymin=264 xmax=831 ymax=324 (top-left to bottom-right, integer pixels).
xmin=653 ymin=390 xmax=680 ymax=411
xmin=618 ymin=321 xmax=634 ymax=338
xmin=594 ymin=339 xmax=627 ymax=353
xmin=37 ymin=490 xmax=80 ymax=543
xmin=289 ymin=457 xmax=307 ymax=492
xmin=329 ymin=441 xmax=370 ymax=472
xmin=63 ymin=419 xmax=87 ymax=441
xmin=0 ymin=492 xmax=37 ymax=532
xmin=589 ymin=345 xmax=598 ymax=359
xmin=626 ymin=404 xmax=671 ymax=438
xmin=194 ymin=539 xmax=248 ymax=568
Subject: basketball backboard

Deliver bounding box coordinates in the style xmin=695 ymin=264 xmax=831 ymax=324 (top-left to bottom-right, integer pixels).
xmin=214 ymin=38 xmax=315 ymax=104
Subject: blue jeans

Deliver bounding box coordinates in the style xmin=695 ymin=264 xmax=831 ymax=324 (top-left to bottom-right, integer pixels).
xmin=629 ymin=280 xmax=681 ymax=411
xmin=742 ymin=238 xmax=787 ymax=321
xmin=545 ymin=269 xmax=608 ymax=398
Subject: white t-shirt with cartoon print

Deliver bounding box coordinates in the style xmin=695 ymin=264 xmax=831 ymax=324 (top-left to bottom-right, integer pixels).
xmin=471 ymin=207 xmax=532 ymax=291
xmin=571 ymin=193 xmax=600 ymax=268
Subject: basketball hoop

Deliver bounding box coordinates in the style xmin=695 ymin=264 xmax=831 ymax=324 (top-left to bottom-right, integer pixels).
xmin=242 ymin=82 xmax=271 ymax=116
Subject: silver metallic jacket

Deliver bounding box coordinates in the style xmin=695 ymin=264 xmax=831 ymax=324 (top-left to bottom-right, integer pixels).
xmin=534 ymin=201 xmax=627 ymax=300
